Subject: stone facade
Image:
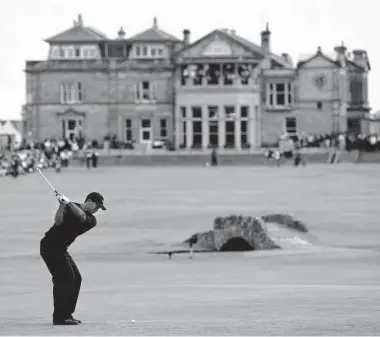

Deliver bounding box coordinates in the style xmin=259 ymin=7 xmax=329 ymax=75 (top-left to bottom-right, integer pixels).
xmin=23 ymin=15 xmax=371 ymax=147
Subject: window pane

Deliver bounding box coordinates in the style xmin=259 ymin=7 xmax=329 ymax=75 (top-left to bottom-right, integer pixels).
xmin=160 ymin=119 xmax=166 ymax=128
xmin=225 ymin=134 xmax=235 ymax=145
xmin=209 ymin=121 xmax=218 ymax=134
xmin=224 ymin=106 xmax=235 ymax=118
xmin=276 ymin=83 xmax=285 ymax=92
xmin=192 ymin=107 xmax=202 ymax=119
xmin=240 ymin=106 xmax=248 ymax=118
xmin=142 ymin=131 xmax=150 ymax=140
xmin=286 ymin=118 xmax=296 ymax=128
xmin=193 ymin=121 xmax=202 ymax=133
xmin=225 ymin=121 xmax=235 ymax=133
xmin=182 ymin=121 xmax=187 ymax=146
xmin=126 ymin=130 xmax=132 ymax=141
xmin=208 ymin=106 xmax=218 ymax=119
xmin=277 ymin=94 xmax=285 ymax=105
xmin=269 ymin=93 xmax=274 ymax=105
xmin=126 ymin=119 xmax=131 ymax=128
xmin=141 ymin=119 xmax=151 ymax=128
xmin=181 ymin=106 xmax=186 ymax=118
xmin=68 ymin=120 xmax=76 ymax=130
xmin=241 ymin=121 xmax=247 ymax=132
xmin=241 ymin=134 xmax=247 ymax=144
xmin=193 ymin=134 xmax=202 ymax=146
xmin=142 ymin=81 xmax=149 ymax=90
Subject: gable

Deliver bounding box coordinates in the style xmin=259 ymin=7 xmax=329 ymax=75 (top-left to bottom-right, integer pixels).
xmin=179 ymin=30 xmax=260 ymax=59
xmin=202 ymin=40 xmax=233 ymax=56
xmin=298 ymin=54 xmax=338 ymax=69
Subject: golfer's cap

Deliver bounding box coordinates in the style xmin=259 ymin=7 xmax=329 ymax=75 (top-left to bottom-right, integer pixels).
xmin=85 ymin=192 xmax=106 ymax=210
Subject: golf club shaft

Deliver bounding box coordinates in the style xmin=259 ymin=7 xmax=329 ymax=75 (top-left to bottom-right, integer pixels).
xmin=37 ymin=168 xmax=59 ymax=195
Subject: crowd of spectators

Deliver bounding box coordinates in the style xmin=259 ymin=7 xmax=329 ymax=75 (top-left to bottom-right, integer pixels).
xmin=0 ymin=136 xmax=98 ymax=178
xmin=2 ymin=132 xmax=380 ymax=177
xmin=286 ymin=132 xmax=380 ymax=152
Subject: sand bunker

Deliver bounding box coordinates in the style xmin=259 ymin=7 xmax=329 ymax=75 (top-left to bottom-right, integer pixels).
xmin=155 ymin=214 xmax=309 ymax=254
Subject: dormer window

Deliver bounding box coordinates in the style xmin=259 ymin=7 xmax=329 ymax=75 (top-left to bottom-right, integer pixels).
xmin=83 ymin=47 xmax=90 ymax=58
xmin=133 ymin=44 xmax=165 ymax=58
xmin=51 ymin=46 xmax=60 ymax=59
xmin=66 ymin=47 xmax=75 ymax=58
xmin=49 ymin=44 xmax=100 ymax=60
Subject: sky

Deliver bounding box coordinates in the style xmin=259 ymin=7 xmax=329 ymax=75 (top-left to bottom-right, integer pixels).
xmin=0 ymin=0 xmax=377 ymax=120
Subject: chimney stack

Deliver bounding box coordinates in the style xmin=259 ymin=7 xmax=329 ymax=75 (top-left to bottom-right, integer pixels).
xmin=260 ymin=23 xmax=271 ymax=52
xmin=334 ymin=41 xmax=347 ymax=59
xmin=352 ymin=49 xmax=368 ymax=69
xmin=117 ymin=27 xmax=126 ymax=39
xmin=183 ymin=29 xmax=190 ymax=45
xmin=334 ymin=41 xmax=347 ymax=67
xmin=281 ymin=53 xmax=293 ymax=66
xmin=75 ymin=14 xmax=83 ymax=27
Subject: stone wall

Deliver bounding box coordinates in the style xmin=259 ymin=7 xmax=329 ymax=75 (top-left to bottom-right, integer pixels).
xmin=154 ymin=213 xmax=309 ymax=255
xmin=184 ymin=215 xmax=280 ymax=252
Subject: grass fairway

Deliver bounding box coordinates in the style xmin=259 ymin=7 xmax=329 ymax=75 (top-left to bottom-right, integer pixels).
xmin=0 ymin=164 xmax=379 ymax=335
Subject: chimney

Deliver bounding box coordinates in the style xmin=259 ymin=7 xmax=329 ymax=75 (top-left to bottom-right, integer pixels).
xmin=183 ymin=29 xmax=190 ymax=45
xmin=352 ymin=49 xmax=368 ymax=69
xmin=334 ymin=41 xmax=347 ymax=59
xmin=153 ymin=17 xmax=158 ymax=28
xmin=117 ymin=26 xmax=126 ymax=39
xmin=230 ymin=29 xmax=236 ymax=35
xmin=334 ymin=41 xmax=347 ymax=67
xmin=281 ymin=53 xmax=293 ymax=66
xmin=75 ymin=14 xmax=83 ymax=27
xmin=261 ymin=23 xmax=271 ymax=52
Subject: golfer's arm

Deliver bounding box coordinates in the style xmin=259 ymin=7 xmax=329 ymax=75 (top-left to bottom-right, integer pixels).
xmin=67 ymin=202 xmax=86 ymax=223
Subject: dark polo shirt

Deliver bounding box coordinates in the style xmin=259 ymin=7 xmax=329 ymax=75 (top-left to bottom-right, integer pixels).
xmin=43 ymin=202 xmax=97 ymax=250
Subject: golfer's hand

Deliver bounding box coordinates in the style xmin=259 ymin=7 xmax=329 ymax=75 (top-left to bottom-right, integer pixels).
xmin=57 ymin=194 xmax=70 ymax=204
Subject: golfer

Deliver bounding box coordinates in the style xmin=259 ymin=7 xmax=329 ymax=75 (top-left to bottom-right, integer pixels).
xmin=40 ymin=192 xmax=106 ymax=325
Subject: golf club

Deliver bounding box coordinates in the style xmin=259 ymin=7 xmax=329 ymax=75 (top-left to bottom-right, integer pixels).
xmin=36 ymin=168 xmax=59 ymax=195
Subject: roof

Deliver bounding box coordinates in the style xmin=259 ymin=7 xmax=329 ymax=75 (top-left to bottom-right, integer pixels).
xmin=128 ymin=17 xmax=181 ymax=42
xmin=178 ymin=28 xmax=292 ymax=68
xmin=0 ymin=120 xmax=21 ymax=136
xmin=45 ymin=14 xmax=108 ymax=43
xmin=297 ymin=46 xmax=365 ymax=71
xmin=297 ymin=47 xmax=337 ymax=68
xmin=227 ymin=31 xmax=291 ymax=67
xmin=178 ymin=29 xmax=264 ymax=58
xmin=221 ymin=29 xmax=264 ymax=56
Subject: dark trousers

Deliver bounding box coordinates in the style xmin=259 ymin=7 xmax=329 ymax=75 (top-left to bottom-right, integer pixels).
xmin=40 ymin=240 xmax=82 ymax=320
